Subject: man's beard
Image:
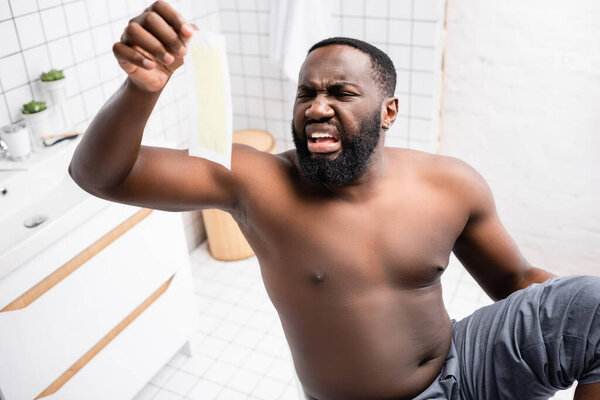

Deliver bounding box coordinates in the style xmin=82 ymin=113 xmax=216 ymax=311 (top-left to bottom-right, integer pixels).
xmin=291 ymin=110 xmax=381 ymax=186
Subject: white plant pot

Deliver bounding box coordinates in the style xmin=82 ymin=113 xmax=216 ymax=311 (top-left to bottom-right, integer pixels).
xmin=22 ymin=108 xmax=52 ymax=149
xmin=41 ymin=78 xmax=67 ymax=106
xmin=41 ymin=78 xmax=71 ymax=131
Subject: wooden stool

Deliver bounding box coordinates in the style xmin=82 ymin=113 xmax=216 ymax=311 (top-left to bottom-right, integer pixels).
xmin=202 ymin=130 xmax=275 ymax=261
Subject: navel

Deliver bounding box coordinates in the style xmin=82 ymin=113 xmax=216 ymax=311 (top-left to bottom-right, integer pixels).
xmin=310 ymin=270 xmax=326 ymax=284
xmin=418 ymin=355 xmax=437 ymax=367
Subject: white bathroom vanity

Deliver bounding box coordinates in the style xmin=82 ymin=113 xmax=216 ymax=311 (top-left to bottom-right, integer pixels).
xmin=0 ymin=139 xmax=197 ymax=400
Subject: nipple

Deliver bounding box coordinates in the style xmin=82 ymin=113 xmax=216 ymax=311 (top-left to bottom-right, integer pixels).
xmin=310 ymin=270 xmax=325 ymax=284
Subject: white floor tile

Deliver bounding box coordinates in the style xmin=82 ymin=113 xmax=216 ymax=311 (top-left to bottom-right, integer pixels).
xmin=225 ymin=304 xmax=259 ymax=325
xmin=242 ymin=351 xmax=276 ymax=373
xmin=255 ymin=333 xmax=287 ymax=357
xmin=203 ymin=360 xmax=239 ymax=385
xmin=244 ymin=311 xmax=276 ymax=331
xmin=205 ymin=301 xmax=237 ymax=319
xmin=150 ymin=364 xmax=178 ymax=387
xmin=152 ymin=389 xmax=182 ymax=400
xmin=198 ymin=336 xmax=230 ymax=358
xmin=212 ymin=319 xmax=244 ymax=342
xmin=265 ymin=358 xmax=295 ymax=383
xmin=219 ymin=342 xmax=253 ymax=365
xmin=216 ymin=387 xmax=248 ymax=400
xmin=228 ymin=368 xmax=263 ymax=393
xmin=180 ymin=353 xmax=215 ymax=377
xmin=251 ymin=376 xmax=288 ymax=399
xmin=238 ymin=291 xmax=269 ymax=310
xmin=163 ymin=370 xmax=198 ymax=396
xmin=278 ymin=384 xmax=303 ymax=400
xmin=131 ymin=383 xmax=160 ymax=400
xmin=187 ymin=379 xmax=224 ymax=400
xmin=232 ymin=325 xmax=266 ymax=349
xmin=197 ymin=313 xmax=223 ymax=334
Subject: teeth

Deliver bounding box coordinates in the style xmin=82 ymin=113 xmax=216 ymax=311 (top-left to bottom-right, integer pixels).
xmin=311 ymin=133 xmax=334 ymax=139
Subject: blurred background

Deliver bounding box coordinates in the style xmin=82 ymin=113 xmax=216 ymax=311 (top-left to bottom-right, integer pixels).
xmin=0 ymin=0 xmax=598 ymax=399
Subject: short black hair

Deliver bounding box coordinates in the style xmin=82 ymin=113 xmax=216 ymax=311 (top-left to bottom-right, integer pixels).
xmin=308 ymin=37 xmax=396 ymax=98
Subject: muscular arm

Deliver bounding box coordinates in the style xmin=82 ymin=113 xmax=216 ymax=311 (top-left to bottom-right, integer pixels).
xmin=69 ymin=78 xmax=242 ymax=212
xmin=448 ymin=160 xmax=556 ymax=301
xmin=69 ymin=1 xmax=242 ymax=213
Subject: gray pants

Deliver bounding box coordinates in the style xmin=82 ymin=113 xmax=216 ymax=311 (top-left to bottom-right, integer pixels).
xmin=415 ymin=275 xmax=600 ymax=400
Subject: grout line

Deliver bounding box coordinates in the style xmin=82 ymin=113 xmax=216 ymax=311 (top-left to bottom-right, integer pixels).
xmin=233 ymin=0 xmax=250 ymax=131
xmin=78 ymin=0 xmax=107 ymax=101
xmin=254 ymin=6 xmax=269 ymax=130
xmin=6 ymin=0 xmax=34 ymax=123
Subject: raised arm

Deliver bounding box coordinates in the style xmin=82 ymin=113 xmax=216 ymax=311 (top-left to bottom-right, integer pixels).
xmin=449 ymin=161 xmax=556 ymax=301
xmin=69 ymin=1 xmax=243 ymax=212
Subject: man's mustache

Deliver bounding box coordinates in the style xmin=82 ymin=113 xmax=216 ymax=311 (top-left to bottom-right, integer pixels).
xmin=304 ymin=119 xmax=342 ymax=134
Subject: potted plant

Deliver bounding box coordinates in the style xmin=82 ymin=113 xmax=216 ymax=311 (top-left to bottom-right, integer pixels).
xmin=21 ymin=100 xmax=51 ymax=148
xmin=40 ymin=69 xmax=66 ymax=105
xmin=40 ymin=68 xmax=70 ymax=130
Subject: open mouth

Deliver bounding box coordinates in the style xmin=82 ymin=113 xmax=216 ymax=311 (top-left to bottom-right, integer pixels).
xmin=307 ymin=133 xmax=341 ymax=153
xmin=305 ymin=123 xmax=342 ymax=154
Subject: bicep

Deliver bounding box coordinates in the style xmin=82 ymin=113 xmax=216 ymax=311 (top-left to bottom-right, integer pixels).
xmin=90 ymin=145 xmax=242 ymax=212
xmin=450 ymin=164 xmax=529 ymax=300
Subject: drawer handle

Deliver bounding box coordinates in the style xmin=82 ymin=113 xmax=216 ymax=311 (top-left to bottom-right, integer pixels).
xmin=35 ymin=275 xmax=174 ymax=398
xmin=0 ymin=208 xmax=153 ymax=312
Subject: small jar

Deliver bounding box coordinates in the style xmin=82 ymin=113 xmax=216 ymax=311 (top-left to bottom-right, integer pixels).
xmin=0 ymin=123 xmax=31 ymax=161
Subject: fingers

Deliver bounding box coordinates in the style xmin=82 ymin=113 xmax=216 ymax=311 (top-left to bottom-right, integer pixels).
xmin=130 ymin=11 xmax=186 ymax=59
xmin=121 ymin=20 xmax=176 ymax=65
xmin=113 ymin=42 xmax=155 ymax=71
xmin=118 ymin=1 xmax=193 ymax=68
xmin=147 ymin=0 xmax=195 ymax=40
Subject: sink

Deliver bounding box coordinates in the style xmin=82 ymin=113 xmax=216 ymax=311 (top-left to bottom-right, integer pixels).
xmin=0 ymin=139 xmax=110 ymax=279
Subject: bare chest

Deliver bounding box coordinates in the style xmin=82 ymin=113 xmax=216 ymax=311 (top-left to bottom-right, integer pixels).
xmin=240 ymin=192 xmax=465 ymax=293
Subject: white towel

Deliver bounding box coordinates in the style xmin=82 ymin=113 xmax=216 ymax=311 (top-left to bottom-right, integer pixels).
xmin=269 ymin=0 xmax=333 ymax=82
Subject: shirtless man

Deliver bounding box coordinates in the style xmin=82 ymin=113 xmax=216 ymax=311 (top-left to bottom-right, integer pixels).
xmin=69 ymin=2 xmax=600 ymax=399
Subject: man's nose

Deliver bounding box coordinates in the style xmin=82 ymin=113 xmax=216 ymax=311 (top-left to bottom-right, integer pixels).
xmin=305 ymin=95 xmax=334 ymax=119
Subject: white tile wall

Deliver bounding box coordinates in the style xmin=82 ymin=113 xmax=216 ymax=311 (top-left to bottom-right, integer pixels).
xmin=9 ymin=0 xmax=38 ymax=17
xmin=213 ymin=0 xmax=446 ymax=152
xmin=0 ymin=21 xmax=21 ymax=57
xmin=0 ymin=53 xmax=27 ymax=91
xmin=0 ymin=0 xmax=11 ymax=20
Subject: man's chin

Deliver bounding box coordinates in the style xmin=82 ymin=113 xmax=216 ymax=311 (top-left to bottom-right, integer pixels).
xmin=308 ymin=149 xmax=342 ymax=160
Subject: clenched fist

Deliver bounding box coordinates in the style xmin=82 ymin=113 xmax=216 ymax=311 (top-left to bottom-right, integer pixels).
xmin=113 ymin=1 xmax=194 ymax=93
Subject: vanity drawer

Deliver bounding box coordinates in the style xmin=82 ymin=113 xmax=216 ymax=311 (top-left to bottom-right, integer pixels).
xmin=43 ymin=266 xmax=197 ymax=400
xmin=0 ymin=209 xmax=190 ymax=400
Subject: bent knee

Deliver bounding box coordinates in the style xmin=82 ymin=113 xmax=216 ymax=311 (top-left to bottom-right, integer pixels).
xmin=547 ymin=275 xmax=600 ymax=323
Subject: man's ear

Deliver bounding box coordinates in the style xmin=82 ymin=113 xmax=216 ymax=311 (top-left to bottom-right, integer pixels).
xmin=381 ymin=97 xmax=398 ymax=131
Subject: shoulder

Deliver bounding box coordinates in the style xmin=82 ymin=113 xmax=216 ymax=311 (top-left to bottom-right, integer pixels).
xmin=231 ymin=144 xmax=299 ymax=192
xmin=231 ymin=144 xmax=295 ymax=174
xmin=387 ymin=147 xmax=494 ymax=216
